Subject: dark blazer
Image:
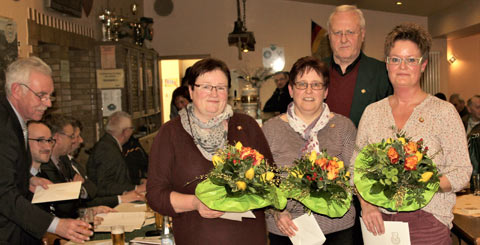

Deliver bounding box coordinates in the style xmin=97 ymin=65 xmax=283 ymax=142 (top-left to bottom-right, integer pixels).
xmin=60 ymin=156 xmax=97 ymax=199
xmin=326 ymin=52 xmax=393 ymax=127
xmin=87 ymin=133 xmax=135 ymax=197
xmin=0 ymin=96 xmax=53 ymax=244
xmin=38 ymin=160 xmax=81 ymax=219
xmin=263 ymin=85 xmax=293 ymax=113
xmin=62 ymin=156 xmax=119 ymax=208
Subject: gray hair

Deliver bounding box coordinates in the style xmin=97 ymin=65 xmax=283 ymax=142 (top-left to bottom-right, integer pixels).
xmin=5 ymin=56 xmax=52 ymax=96
xmin=327 ymin=5 xmax=366 ymax=31
xmin=467 ymin=95 xmax=480 ymax=107
xmin=105 ymin=111 xmax=132 ymax=135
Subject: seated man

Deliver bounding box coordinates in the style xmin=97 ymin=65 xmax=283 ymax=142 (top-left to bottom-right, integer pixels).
xmin=87 ymin=111 xmax=146 ymax=199
xmin=68 ymin=118 xmax=144 ymax=207
xmin=263 ymin=71 xmax=292 ymax=114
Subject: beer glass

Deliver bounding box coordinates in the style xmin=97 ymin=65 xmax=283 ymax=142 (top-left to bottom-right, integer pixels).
xmin=111 ymin=225 xmax=125 ymax=245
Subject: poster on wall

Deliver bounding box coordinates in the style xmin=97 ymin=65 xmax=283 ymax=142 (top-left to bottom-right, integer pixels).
xmin=0 ymin=17 xmax=17 ymax=84
xmin=101 ymin=89 xmax=122 ymax=117
xmin=100 ymin=45 xmax=116 ymax=69
xmin=96 ymin=69 xmax=125 ymax=88
xmin=164 ymin=78 xmax=178 ymax=87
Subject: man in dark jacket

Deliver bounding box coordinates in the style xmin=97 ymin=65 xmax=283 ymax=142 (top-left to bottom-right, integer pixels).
xmin=263 ymin=71 xmax=292 ymax=114
xmin=0 ymin=56 xmax=91 ymax=243
xmin=325 ymin=5 xmax=393 ymax=127
xmin=87 ymin=111 xmax=146 ymax=199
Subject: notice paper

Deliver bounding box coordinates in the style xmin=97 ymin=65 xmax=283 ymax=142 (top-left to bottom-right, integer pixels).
xmin=360 ymin=217 xmax=411 ymax=245
xmin=289 ymin=214 xmax=326 ymax=245
xmin=32 ymin=181 xmax=82 ymax=204
xmin=95 ymin=212 xmax=146 ymax=232
xmin=220 ymin=211 xmax=256 ymax=221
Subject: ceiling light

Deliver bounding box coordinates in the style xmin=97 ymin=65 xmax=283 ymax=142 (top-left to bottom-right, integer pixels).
xmin=228 ymin=0 xmax=255 ymax=60
xmin=396 ymin=1 xmax=403 ymax=5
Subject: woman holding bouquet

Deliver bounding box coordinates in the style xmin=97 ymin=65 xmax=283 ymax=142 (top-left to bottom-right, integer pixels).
xmin=263 ymin=56 xmax=357 ymax=245
xmin=146 ymin=58 xmax=273 ymax=244
xmin=353 ymin=23 xmax=472 ymax=244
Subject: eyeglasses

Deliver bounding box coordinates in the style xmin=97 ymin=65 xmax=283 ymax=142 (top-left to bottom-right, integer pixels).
xmin=19 ymin=83 xmax=56 ymax=102
xmin=386 ymin=56 xmax=423 ymax=66
xmin=294 ymin=82 xmax=325 ymax=90
xmin=330 ymin=30 xmax=359 ymax=38
xmin=194 ymin=84 xmax=228 ymax=93
xmin=123 ymin=126 xmax=135 ymax=131
xmin=58 ymin=132 xmax=75 ymax=139
xmin=28 ymin=137 xmax=56 ymax=145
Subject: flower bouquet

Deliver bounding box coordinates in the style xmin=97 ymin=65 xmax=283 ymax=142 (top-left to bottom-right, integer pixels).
xmin=195 ymin=142 xmax=287 ymax=212
xmin=282 ymin=150 xmax=353 ymax=217
xmin=354 ymin=132 xmax=440 ymax=211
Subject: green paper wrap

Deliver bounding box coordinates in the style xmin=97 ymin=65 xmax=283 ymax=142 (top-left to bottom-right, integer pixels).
xmin=354 ymin=144 xmax=439 ymax=211
xmin=286 ymin=188 xmax=352 ymax=218
xmin=195 ymin=179 xmax=287 ymax=212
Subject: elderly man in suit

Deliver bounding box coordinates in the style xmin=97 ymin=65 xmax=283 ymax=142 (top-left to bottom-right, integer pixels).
xmin=87 ymin=111 xmax=146 ymax=200
xmin=325 ymin=5 xmax=393 ymax=127
xmin=0 ymin=56 xmax=92 ymax=244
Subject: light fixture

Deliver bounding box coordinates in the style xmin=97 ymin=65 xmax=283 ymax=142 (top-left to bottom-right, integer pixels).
xmin=448 ymin=55 xmax=457 ymax=64
xmin=228 ymin=0 xmax=255 ymax=60
xmin=396 ymin=1 xmax=403 ymax=5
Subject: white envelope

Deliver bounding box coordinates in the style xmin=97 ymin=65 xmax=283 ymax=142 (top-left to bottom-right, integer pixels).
xmin=95 ymin=212 xmax=146 ymax=232
xmin=360 ymin=217 xmax=411 ymax=245
xmin=289 ymin=214 xmax=326 ymax=245
xmin=220 ymin=211 xmax=256 ymax=221
xmin=32 ymin=181 xmax=82 ymax=204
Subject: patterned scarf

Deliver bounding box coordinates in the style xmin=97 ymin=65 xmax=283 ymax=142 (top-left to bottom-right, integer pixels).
xmin=179 ymin=103 xmax=233 ymax=160
xmin=287 ymin=102 xmax=331 ymax=154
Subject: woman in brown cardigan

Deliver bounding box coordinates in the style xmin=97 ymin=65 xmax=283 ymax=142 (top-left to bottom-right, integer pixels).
xmin=146 ymin=58 xmax=273 ymax=245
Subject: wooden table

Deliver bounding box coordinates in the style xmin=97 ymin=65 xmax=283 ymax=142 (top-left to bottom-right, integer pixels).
xmin=452 ymin=194 xmax=480 ymax=245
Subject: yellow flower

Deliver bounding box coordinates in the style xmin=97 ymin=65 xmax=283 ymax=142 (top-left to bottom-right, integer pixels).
xmin=333 ymin=157 xmax=339 ymax=161
xmin=290 ymin=170 xmax=303 ymax=179
xmin=345 ymin=171 xmax=350 ymax=177
xmin=419 ymin=172 xmax=433 ymax=182
xmin=211 ymin=155 xmax=223 ymax=167
xmin=398 ymin=137 xmax=406 ymax=145
xmin=261 ymin=172 xmax=275 ymax=182
xmin=337 ymin=161 xmax=344 ymax=169
xmin=245 ymin=167 xmax=255 ymax=180
xmin=386 ymin=138 xmax=393 ymax=144
xmin=235 ymin=142 xmax=243 ymax=151
xmin=236 ymin=181 xmax=247 ymax=190
xmin=415 ymin=151 xmax=423 ymax=161
xmin=309 ymin=151 xmax=317 ymax=165
xmin=327 ymin=171 xmax=337 ymax=180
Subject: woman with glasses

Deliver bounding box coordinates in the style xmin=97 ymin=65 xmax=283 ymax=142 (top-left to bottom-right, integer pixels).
xmin=147 ymin=58 xmax=273 ymax=245
xmin=354 ymin=23 xmax=471 ymax=244
xmin=263 ymin=56 xmax=357 ymax=245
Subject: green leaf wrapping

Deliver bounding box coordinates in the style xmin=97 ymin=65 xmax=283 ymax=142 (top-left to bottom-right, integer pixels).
xmin=195 ymin=179 xmax=287 ymax=212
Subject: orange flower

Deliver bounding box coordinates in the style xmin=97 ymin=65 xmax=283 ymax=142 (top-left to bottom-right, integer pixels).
xmin=404 ymin=141 xmax=418 ymax=155
xmin=387 ymin=147 xmax=399 ymax=164
xmin=315 ymin=158 xmax=328 ymax=169
xmin=327 ymin=160 xmax=340 ymax=174
xmin=404 ymin=155 xmax=418 ymax=170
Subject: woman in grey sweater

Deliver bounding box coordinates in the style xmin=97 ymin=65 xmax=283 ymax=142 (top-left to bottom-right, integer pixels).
xmin=263 ymin=56 xmax=357 ymax=245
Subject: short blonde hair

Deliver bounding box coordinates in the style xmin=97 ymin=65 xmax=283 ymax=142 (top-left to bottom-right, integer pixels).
xmin=5 ymin=56 xmax=52 ymax=96
xmin=327 ymin=5 xmax=366 ymax=31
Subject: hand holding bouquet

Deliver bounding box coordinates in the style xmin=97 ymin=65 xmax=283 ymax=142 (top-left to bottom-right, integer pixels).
xmin=282 ymin=150 xmax=352 ymax=217
xmin=354 ymin=132 xmax=440 ymax=211
xmin=195 ymin=142 xmax=286 ymax=212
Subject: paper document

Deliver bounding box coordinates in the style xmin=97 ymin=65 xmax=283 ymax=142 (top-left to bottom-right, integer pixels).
xmin=115 ymin=202 xmax=147 ymax=212
xmin=130 ymin=236 xmax=162 ymax=244
xmin=95 ymin=212 xmax=146 ymax=232
xmin=220 ymin=211 xmax=256 ymax=221
xmin=32 ymin=181 xmax=82 ymax=204
xmin=360 ymin=217 xmax=410 ymax=245
xmin=289 ymin=214 xmax=326 ymax=245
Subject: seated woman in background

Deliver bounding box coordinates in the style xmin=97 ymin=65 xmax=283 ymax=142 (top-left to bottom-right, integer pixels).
xmin=263 ymin=56 xmax=357 ymax=245
xmin=354 ymin=23 xmax=472 ymax=244
xmin=147 ymin=58 xmax=273 ymax=245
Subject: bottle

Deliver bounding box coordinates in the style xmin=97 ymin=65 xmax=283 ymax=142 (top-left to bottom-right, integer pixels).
xmin=161 ymin=216 xmax=174 ymax=245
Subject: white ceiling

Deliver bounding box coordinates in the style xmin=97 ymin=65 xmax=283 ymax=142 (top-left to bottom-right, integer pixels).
xmin=286 ymin=0 xmax=462 ymax=16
